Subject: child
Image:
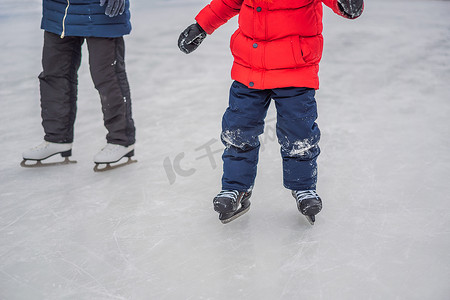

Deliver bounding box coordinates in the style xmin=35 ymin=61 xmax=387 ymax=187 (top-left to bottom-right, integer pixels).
xmin=22 ymin=0 xmax=136 ymax=169
xmin=178 ymin=0 xmax=363 ymax=224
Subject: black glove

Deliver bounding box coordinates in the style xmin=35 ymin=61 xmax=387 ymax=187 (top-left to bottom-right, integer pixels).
xmin=337 ymin=0 xmax=363 ymax=19
xmin=178 ymin=23 xmax=207 ymax=54
xmin=100 ymin=0 xmax=125 ymax=18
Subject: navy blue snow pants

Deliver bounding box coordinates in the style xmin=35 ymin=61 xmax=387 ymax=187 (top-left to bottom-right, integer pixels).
xmin=221 ymin=81 xmax=321 ymax=191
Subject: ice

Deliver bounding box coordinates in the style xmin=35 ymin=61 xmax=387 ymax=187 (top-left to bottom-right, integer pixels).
xmin=1 ymin=0 xmax=450 ymax=299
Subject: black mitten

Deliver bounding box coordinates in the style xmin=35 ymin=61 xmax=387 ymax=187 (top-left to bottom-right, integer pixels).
xmin=337 ymin=0 xmax=364 ymax=19
xmin=178 ymin=23 xmax=207 ymax=54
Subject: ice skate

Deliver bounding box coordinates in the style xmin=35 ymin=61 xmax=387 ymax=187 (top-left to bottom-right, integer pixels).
xmin=213 ymin=190 xmax=252 ymax=224
xmin=93 ymin=143 xmax=136 ymax=172
xmin=291 ymin=190 xmax=322 ymax=225
xmin=21 ymin=141 xmax=76 ymax=167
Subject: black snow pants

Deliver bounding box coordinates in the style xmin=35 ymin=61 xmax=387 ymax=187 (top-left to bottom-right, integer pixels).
xmin=39 ymin=31 xmax=135 ymax=146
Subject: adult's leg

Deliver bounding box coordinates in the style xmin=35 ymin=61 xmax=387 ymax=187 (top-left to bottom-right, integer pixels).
xmin=39 ymin=31 xmax=83 ymax=143
xmin=87 ymin=36 xmax=135 ymax=146
xmin=221 ymin=81 xmax=272 ymax=191
xmin=272 ymin=87 xmax=320 ymax=190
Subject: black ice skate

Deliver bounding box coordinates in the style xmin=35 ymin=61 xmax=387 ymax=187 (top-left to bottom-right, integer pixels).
xmin=21 ymin=141 xmax=76 ymax=167
xmin=291 ymin=190 xmax=322 ymax=225
xmin=213 ymin=190 xmax=252 ymax=224
xmin=93 ymin=144 xmax=137 ymax=172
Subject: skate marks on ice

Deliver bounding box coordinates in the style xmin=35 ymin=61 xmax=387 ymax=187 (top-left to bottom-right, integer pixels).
xmin=93 ymin=157 xmax=137 ymax=172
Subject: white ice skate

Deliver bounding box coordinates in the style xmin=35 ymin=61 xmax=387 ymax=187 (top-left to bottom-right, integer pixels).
xmin=21 ymin=141 xmax=75 ymax=167
xmin=93 ymin=143 xmax=136 ymax=172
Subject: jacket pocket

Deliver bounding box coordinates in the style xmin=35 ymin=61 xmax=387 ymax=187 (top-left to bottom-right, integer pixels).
xmin=230 ymin=33 xmax=323 ymax=70
xmin=299 ymin=35 xmax=323 ymax=64
xmin=263 ymin=36 xmax=306 ymax=70
xmin=292 ymin=36 xmax=305 ymax=67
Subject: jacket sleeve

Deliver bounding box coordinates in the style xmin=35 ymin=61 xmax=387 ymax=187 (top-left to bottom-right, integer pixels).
xmin=195 ymin=0 xmax=244 ymax=34
xmin=322 ymin=0 xmax=364 ymax=19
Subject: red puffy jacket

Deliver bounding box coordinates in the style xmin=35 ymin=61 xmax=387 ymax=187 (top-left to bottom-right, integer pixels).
xmin=196 ymin=0 xmax=357 ymax=90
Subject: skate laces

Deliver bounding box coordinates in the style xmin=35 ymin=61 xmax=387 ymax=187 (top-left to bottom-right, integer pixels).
xmin=30 ymin=141 xmax=50 ymax=151
xmin=293 ymin=190 xmax=320 ymax=202
xmin=216 ymin=190 xmax=240 ymax=201
xmin=101 ymin=144 xmax=122 ymax=153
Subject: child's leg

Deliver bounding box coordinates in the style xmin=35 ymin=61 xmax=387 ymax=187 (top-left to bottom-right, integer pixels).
xmin=39 ymin=31 xmax=83 ymax=143
xmin=86 ymin=37 xmax=136 ymax=146
xmin=272 ymin=87 xmax=320 ymax=190
xmin=222 ymin=81 xmax=272 ymax=191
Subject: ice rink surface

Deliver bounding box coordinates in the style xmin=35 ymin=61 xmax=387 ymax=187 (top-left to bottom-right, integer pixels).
xmin=0 ymin=0 xmax=449 ymax=299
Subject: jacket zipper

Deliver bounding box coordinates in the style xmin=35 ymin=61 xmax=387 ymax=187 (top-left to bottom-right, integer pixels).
xmin=60 ymin=0 xmax=70 ymax=38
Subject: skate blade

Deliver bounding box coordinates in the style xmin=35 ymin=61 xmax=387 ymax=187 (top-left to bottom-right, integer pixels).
xmin=304 ymin=215 xmax=315 ymax=225
xmin=219 ymin=205 xmax=251 ymax=224
xmin=94 ymin=157 xmax=137 ymax=172
xmin=20 ymin=157 xmax=77 ymax=168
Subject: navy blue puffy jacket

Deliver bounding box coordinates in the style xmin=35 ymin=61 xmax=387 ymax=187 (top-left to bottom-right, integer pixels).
xmin=41 ymin=0 xmax=131 ymax=38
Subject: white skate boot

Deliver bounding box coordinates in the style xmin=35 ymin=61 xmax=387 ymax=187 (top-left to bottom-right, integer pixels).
xmin=21 ymin=141 xmax=75 ymax=167
xmin=93 ymin=143 xmax=136 ymax=172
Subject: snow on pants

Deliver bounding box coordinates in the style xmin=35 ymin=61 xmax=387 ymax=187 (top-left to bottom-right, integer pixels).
xmin=221 ymin=81 xmax=320 ymax=191
xmin=39 ymin=31 xmax=135 ymax=146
